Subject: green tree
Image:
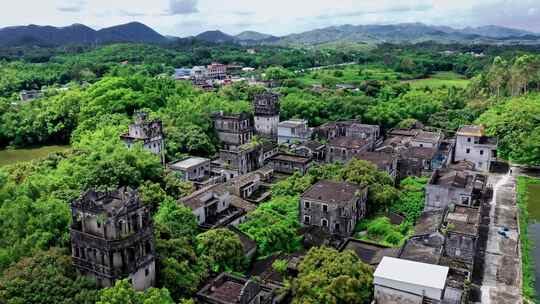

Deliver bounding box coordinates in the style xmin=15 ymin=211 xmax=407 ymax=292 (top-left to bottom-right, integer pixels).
xmin=196 ymin=228 xmax=245 ymax=273
xmin=290 ymin=247 xmax=373 ymax=304
xmin=0 ymin=248 xmax=99 ymax=304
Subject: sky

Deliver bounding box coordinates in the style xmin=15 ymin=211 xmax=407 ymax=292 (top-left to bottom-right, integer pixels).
xmin=0 ymin=0 xmax=539 ymax=36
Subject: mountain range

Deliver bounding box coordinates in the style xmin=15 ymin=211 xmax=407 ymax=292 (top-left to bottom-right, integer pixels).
xmin=0 ymin=22 xmax=165 ymax=47
xmin=0 ymin=21 xmax=538 ymax=47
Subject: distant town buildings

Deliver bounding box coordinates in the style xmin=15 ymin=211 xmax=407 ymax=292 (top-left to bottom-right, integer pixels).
xmin=70 ymin=187 xmax=155 ymax=291
xmin=120 ymin=112 xmax=165 ymax=164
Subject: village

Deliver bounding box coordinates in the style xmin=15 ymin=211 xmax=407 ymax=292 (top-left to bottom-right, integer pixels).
xmin=68 ymin=82 xmax=522 ymax=304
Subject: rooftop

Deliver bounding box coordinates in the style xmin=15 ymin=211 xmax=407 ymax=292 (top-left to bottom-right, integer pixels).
xmin=328 ymin=136 xmax=371 ymax=149
xmin=400 ymin=234 xmax=444 ymax=265
xmin=269 ymin=153 xmax=312 ymax=164
xmin=169 ymin=157 xmax=210 ymax=170
xmin=414 ymin=209 xmax=445 ymax=236
xmin=355 ymin=151 xmax=396 ymax=170
xmin=445 ymin=205 xmax=480 ymax=236
xmin=278 ymin=119 xmax=308 ymax=128
xmin=430 ymin=169 xmax=473 ymax=189
xmin=414 ymin=130 xmax=442 ymax=143
xmin=457 ymin=125 xmax=485 ymax=137
xmin=339 ymin=239 xmax=399 ymax=266
xmin=296 ymin=140 xmax=325 ymax=151
xmin=374 ymin=257 xmax=449 ymax=291
xmin=301 ymin=180 xmax=365 ymax=205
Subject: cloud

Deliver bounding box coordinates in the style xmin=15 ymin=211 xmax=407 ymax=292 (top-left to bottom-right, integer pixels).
xmin=57 ymin=0 xmax=86 ymax=12
xmin=167 ymin=0 xmax=198 ymax=15
xmin=317 ymin=3 xmax=433 ymax=20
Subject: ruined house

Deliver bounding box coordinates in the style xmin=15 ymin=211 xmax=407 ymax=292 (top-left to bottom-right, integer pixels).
xmin=377 ymin=128 xmax=454 ymax=180
xmin=212 ymin=112 xmax=254 ymax=150
xmin=315 ymin=120 xmax=381 ymax=147
xmin=196 ymin=272 xmax=284 ymax=304
xmin=120 ymin=112 xmax=165 ymax=163
xmin=454 ymin=125 xmax=497 ymax=172
xmin=300 ymin=180 xmax=368 ymax=237
xmin=267 ymin=153 xmax=313 ymax=175
xmin=425 ymin=164 xmax=487 ymax=210
xmin=355 ymin=151 xmax=399 ymax=181
xmin=326 ymin=137 xmax=372 ymax=164
xmin=292 ymin=140 xmax=326 ymax=162
xmin=70 ymin=187 xmax=155 ymax=290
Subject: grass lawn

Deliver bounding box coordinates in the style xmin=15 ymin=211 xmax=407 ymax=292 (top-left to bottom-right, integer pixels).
xmin=404 ymin=71 xmax=470 ymax=89
xmin=517 ymin=176 xmax=540 ymax=301
xmin=0 ymin=145 xmax=70 ymax=167
xmin=296 ymin=64 xmax=410 ymax=86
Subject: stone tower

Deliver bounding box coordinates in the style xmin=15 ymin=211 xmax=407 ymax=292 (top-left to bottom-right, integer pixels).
xmin=70 ymin=187 xmax=156 ymax=291
xmin=253 ymin=92 xmax=280 ymax=140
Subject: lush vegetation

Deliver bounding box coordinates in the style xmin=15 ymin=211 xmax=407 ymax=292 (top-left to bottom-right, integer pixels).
xmin=289 ymin=246 xmax=373 ymax=304
xmin=517 ymin=177 xmax=540 ymax=301
xmin=1 ymin=40 xmax=540 ymax=303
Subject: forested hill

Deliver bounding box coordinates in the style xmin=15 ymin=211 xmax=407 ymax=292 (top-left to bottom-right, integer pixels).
xmin=2 ymin=21 xmax=540 ymax=47
xmin=0 ymin=22 xmax=166 ymax=47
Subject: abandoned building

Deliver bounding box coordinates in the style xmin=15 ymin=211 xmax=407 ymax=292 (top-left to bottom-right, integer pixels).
xmin=441 ymin=205 xmax=480 ymax=268
xmin=267 ymin=153 xmax=313 ymax=175
xmin=225 ymin=167 xmax=273 ymax=203
xmin=179 ymin=183 xmax=256 ymax=229
xmin=397 ymin=205 xmax=480 ymax=304
xmin=196 ymin=272 xmax=284 ymax=304
xmin=253 ymin=92 xmax=280 ymax=140
xmin=425 ymin=165 xmax=487 ymax=210
xmin=120 ymin=112 xmax=165 ymax=163
xmin=292 ymin=140 xmax=326 ymax=162
xmin=326 ymin=137 xmax=372 ymax=164
xmin=212 ymin=112 xmax=254 ymax=150
xmin=70 ymin=187 xmax=155 ymax=291
xmin=169 ymin=157 xmax=211 ymax=181
xmin=300 ymin=180 xmax=368 ymax=237
xmin=277 ymin=119 xmax=312 ymax=145
xmin=355 ymin=151 xmax=399 ymax=181
xmin=315 ymin=120 xmax=381 ymax=146
xmin=228 ymin=226 xmax=258 ymax=261
xmin=454 ymin=125 xmax=497 ymax=172
xmin=374 ymin=257 xmax=461 ymax=304
xmin=377 ymin=128 xmax=454 ymax=180
xmin=248 ymin=252 xmax=302 ymax=286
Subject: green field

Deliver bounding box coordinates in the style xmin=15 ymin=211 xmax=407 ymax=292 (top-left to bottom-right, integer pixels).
xmin=405 ymin=71 xmax=470 ymax=89
xmin=0 ymin=145 xmax=70 ymax=167
xmin=296 ymin=64 xmax=410 ymax=86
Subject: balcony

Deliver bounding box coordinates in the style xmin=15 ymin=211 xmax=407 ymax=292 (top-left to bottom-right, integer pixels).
xmin=73 ymin=254 xmax=154 ymax=279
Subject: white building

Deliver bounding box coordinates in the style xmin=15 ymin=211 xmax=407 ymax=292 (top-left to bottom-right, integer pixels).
xmin=169 ymin=157 xmax=211 ymax=182
xmin=277 ymin=119 xmax=312 ymax=145
xmin=374 ymin=257 xmax=450 ymax=304
xmin=455 ymin=125 xmax=497 ymax=172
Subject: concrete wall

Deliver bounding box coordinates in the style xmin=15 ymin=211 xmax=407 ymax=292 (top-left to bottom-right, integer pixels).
xmin=254 ymin=115 xmax=279 ymax=137
xmin=374 ymin=277 xmax=444 ymax=301
xmin=374 ymin=285 xmax=423 ymax=304
xmin=130 ymin=260 xmax=155 ymax=291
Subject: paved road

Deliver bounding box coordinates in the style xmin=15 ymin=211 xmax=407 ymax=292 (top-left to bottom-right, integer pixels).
xmin=479 ymin=173 xmax=522 ymax=304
